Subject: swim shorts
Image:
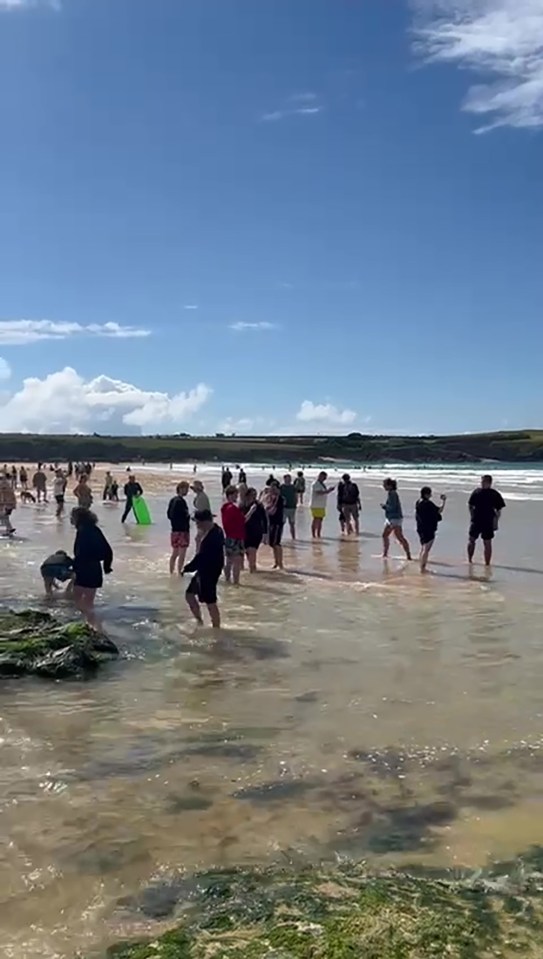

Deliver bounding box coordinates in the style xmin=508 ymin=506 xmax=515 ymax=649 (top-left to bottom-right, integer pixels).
xmin=55 ymin=495 xmax=65 ymax=506
xmin=284 ymin=508 xmax=296 ymax=524
xmin=384 ymin=519 xmax=403 ymax=529
xmin=186 ymin=573 xmax=219 ymax=605
xmin=342 ymin=504 xmax=359 ymax=522
xmin=311 ymin=508 xmax=326 ymax=520
xmin=170 ymin=531 xmax=190 ymax=550
xmin=225 ymin=537 xmax=244 ymax=556
xmin=469 ymin=521 xmax=495 ymax=542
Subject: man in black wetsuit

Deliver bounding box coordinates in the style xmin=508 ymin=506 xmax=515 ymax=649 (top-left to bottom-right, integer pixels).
xmin=183 ymin=509 xmax=225 ymax=628
xmin=468 ymin=474 xmax=506 ymax=567
xmin=121 ymin=475 xmax=143 ymax=524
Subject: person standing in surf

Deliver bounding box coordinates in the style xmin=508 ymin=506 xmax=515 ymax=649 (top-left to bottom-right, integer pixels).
xmin=167 ymin=481 xmax=191 ymax=575
xmin=184 ymin=509 xmax=225 ymax=628
xmin=293 ymin=471 xmax=306 ymax=505
xmin=310 ymin=471 xmax=335 ymax=539
xmin=71 ymin=507 xmax=113 ymax=625
xmin=221 ymin=486 xmax=245 ymax=585
xmin=381 ymin=478 xmax=412 ymax=560
xmin=53 ymin=469 xmax=67 ymax=518
xmin=467 ymin=475 xmax=505 ymax=567
xmin=416 ymin=486 xmax=446 ymax=572
xmin=73 ymin=473 xmax=93 ymax=510
xmin=242 ymin=487 xmax=268 ymax=572
xmin=0 ymin=471 xmax=16 ymax=535
xmin=280 ymin=474 xmax=298 ymax=540
xmin=121 ymin=475 xmax=143 ymax=523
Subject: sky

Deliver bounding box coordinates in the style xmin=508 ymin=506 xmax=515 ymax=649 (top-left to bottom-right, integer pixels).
xmin=1 ymin=0 xmax=543 ymax=436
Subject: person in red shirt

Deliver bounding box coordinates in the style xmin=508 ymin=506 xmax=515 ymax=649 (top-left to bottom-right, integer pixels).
xmin=220 ymin=485 xmax=245 ymax=585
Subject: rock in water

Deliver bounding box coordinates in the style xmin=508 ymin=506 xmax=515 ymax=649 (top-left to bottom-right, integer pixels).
xmin=0 ymin=609 xmax=119 ymax=679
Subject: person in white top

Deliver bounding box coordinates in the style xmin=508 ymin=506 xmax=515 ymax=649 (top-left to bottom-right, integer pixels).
xmin=310 ymin=471 xmax=335 ymax=539
xmin=53 ymin=469 xmax=67 ymax=518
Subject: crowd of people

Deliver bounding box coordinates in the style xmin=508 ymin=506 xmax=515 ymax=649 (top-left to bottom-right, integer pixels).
xmin=0 ymin=461 xmax=506 ymax=631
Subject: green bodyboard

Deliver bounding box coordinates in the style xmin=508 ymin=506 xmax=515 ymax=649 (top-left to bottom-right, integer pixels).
xmin=133 ymin=495 xmax=152 ymax=525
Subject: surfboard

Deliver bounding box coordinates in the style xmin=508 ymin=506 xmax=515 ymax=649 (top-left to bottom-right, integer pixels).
xmin=132 ymin=495 xmax=152 ymax=525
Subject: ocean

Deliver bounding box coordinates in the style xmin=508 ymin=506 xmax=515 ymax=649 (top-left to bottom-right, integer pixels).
xmin=1 ymin=460 xmax=543 ymax=957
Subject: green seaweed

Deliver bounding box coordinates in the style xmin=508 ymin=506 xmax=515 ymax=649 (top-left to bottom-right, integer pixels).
xmin=0 ymin=608 xmax=118 ymax=678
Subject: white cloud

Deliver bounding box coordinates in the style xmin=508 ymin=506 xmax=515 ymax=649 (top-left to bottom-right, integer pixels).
xmin=229 ymin=321 xmax=277 ymax=332
xmin=183 ymin=304 xmax=199 ymax=310
xmin=413 ymin=0 xmax=543 ymax=131
xmin=0 ymin=0 xmax=58 ymax=9
xmin=0 ymin=319 xmax=150 ymax=346
xmin=260 ymin=103 xmax=323 ymax=122
xmin=0 ymin=368 xmax=212 ymax=434
xmin=296 ymin=400 xmax=357 ymax=427
xmin=0 ymin=357 xmax=11 ymax=381
xmin=218 ymin=417 xmax=255 ymax=434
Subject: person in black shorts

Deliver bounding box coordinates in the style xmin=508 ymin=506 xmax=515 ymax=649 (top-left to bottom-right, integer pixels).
xmin=71 ymin=507 xmax=113 ymax=624
xmin=184 ymin=510 xmax=225 ymax=628
xmin=242 ymin=487 xmax=268 ymax=572
xmin=264 ymin=481 xmax=285 ymax=570
xmin=415 ymin=486 xmax=446 ymax=572
xmin=468 ymin=475 xmax=506 ymax=567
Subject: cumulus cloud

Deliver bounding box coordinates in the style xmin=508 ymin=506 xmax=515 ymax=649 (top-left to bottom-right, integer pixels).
xmin=296 ymin=400 xmax=357 ymax=427
xmin=0 ymin=357 xmax=11 ymax=381
xmin=413 ymin=0 xmax=543 ymax=131
xmin=0 ymin=0 xmax=58 ymax=9
xmin=0 ymin=368 xmax=212 ymax=434
xmin=229 ymin=321 xmax=277 ymax=332
xmin=0 ymin=319 xmax=150 ymax=346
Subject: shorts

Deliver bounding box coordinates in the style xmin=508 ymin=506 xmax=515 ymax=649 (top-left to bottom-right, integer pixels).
xmin=268 ymin=523 xmax=283 ymax=548
xmin=342 ymin=504 xmax=359 ymax=521
xmin=469 ymin=521 xmax=495 ymax=542
xmin=41 ymin=563 xmax=72 ymax=583
xmin=245 ymin=533 xmax=263 ymax=551
xmin=186 ymin=573 xmax=219 ymax=606
xmin=311 ymin=508 xmax=326 ymax=520
xmin=225 ymin=537 xmax=244 ymax=557
xmin=284 ymin=508 xmax=296 ymax=523
xmin=170 ymin=530 xmax=190 ymax=550
xmin=418 ymin=530 xmax=436 ymax=546
xmin=385 ymin=519 xmax=403 ymax=529
xmin=55 ymin=495 xmax=65 ymax=506
xmin=74 ymin=563 xmax=103 ymax=590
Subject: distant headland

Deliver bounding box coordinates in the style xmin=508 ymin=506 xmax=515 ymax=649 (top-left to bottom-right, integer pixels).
xmin=1 ymin=430 xmax=542 ymax=464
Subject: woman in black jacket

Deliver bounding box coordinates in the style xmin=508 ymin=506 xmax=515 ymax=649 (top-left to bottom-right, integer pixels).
xmin=242 ymin=487 xmax=268 ymax=573
xmin=71 ymin=508 xmax=113 ymax=624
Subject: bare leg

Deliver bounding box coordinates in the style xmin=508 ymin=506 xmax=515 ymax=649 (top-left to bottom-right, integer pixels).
xmin=224 ymin=556 xmax=233 ymax=583
xmin=382 ymin=526 xmax=392 ymax=558
xmin=169 ymin=549 xmax=180 ymax=575
xmin=483 ymin=539 xmax=493 ymax=566
xmin=273 ymin=545 xmax=284 ymax=569
xmin=420 ymin=540 xmax=433 ymax=572
xmin=467 ymin=538 xmax=476 ymax=563
xmin=315 ymin=518 xmax=323 ymax=539
xmin=207 ymin=603 xmax=221 ymax=628
xmin=289 ymin=519 xmax=296 ymax=540
xmin=177 ymin=547 xmax=187 ymax=575
xmin=232 ymin=555 xmax=243 ymax=585
xmin=311 ymin=517 xmax=317 ymax=538
xmin=186 ymin=592 xmax=203 ymax=624
xmin=43 ymin=576 xmax=54 ymax=596
xmin=394 ymin=526 xmax=412 ymax=560
xmin=74 ymin=586 xmax=97 ymax=626
xmin=354 ymin=511 xmax=360 ymax=536
xmin=246 ymin=547 xmax=257 ymax=572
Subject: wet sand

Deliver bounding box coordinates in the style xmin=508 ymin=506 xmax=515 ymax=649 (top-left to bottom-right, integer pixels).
xmin=2 ymin=462 xmax=543 ymax=957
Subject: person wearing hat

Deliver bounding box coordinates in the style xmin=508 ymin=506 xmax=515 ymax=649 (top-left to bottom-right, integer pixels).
xmin=183 ymin=509 xmax=225 ymax=628
xmin=191 ymin=479 xmax=211 ymax=514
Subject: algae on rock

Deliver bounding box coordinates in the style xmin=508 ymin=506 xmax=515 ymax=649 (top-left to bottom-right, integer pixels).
xmin=0 ymin=608 xmax=118 ymax=678
xmin=103 ymin=860 xmax=543 ymax=958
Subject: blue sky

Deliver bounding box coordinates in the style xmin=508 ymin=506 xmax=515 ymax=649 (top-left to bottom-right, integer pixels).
xmin=1 ymin=0 xmax=542 ymax=435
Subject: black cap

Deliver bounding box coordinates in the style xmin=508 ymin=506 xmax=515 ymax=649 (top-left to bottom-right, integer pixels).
xmin=194 ymin=509 xmax=213 ymax=522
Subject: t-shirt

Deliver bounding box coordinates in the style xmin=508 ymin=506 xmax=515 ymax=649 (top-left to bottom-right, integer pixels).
xmin=184 ymin=524 xmax=225 ymax=579
xmin=338 ymin=481 xmax=360 ymax=506
xmin=167 ymin=495 xmax=190 ymax=533
xmin=293 ymin=476 xmax=305 ymax=493
xmin=221 ymin=501 xmax=246 ymax=540
xmin=193 ymin=491 xmax=211 ymax=513
xmin=53 ymin=477 xmax=66 ymax=497
xmin=311 ymin=480 xmax=328 ymax=510
xmin=33 ymin=471 xmax=46 ymax=490
xmin=280 ymin=484 xmax=297 ymax=510
xmin=416 ymin=499 xmax=442 ymax=536
xmin=469 ymin=488 xmax=506 ymax=523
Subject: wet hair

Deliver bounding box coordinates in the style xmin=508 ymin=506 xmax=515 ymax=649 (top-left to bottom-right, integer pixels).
xmin=383 ymin=477 xmax=397 ymax=491
xmin=420 ymin=486 xmax=432 ymax=499
xmin=225 ymin=485 xmax=238 ymax=498
xmin=71 ymin=507 xmax=98 ymax=528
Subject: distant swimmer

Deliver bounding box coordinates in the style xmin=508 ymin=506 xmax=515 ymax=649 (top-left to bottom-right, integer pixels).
xmin=0 ymin=471 xmax=16 ymax=535
xmin=19 ymin=466 xmax=28 ymax=490
xmin=293 ymin=471 xmax=306 ymax=505
xmin=103 ymin=471 xmax=114 ymax=501
xmin=73 ymin=473 xmax=93 ymax=510
xmin=416 ymin=486 xmax=446 ymax=572
xmin=40 ymin=549 xmax=74 ymax=596
xmin=238 ymin=468 xmax=247 ymax=485
xmin=242 ymin=487 xmax=268 ymax=573
xmin=468 ymin=474 xmax=505 ymax=567
xmin=71 ymin=508 xmax=113 ymax=625
xmin=167 ymin=481 xmax=190 ymax=575
xmin=53 ymin=469 xmax=67 ymax=518
xmin=280 ymin=474 xmax=298 ymax=540
xmin=32 ymin=465 xmax=47 ymax=503
xmin=381 ymin=478 xmax=412 ymax=560
xmin=337 ymin=473 xmax=361 ymax=536
xmin=121 ymin=475 xmax=143 ymax=524
xmin=310 ymin=471 xmax=335 ymax=539
xmin=221 ymin=486 xmax=245 ymax=585
xmin=184 ymin=509 xmax=225 ymax=628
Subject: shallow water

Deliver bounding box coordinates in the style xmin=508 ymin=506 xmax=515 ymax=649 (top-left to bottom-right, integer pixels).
xmin=2 ymin=464 xmax=543 ymax=958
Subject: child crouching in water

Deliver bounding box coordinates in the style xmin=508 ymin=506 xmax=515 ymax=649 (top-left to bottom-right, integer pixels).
xmin=40 ymin=550 xmax=75 ymax=596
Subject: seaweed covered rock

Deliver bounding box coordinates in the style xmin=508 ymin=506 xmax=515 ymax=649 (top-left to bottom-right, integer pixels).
xmin=0 ymin=609 xmax=118 ymax=678
xmin=105 ymin=859 xmax=543 ymax=958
